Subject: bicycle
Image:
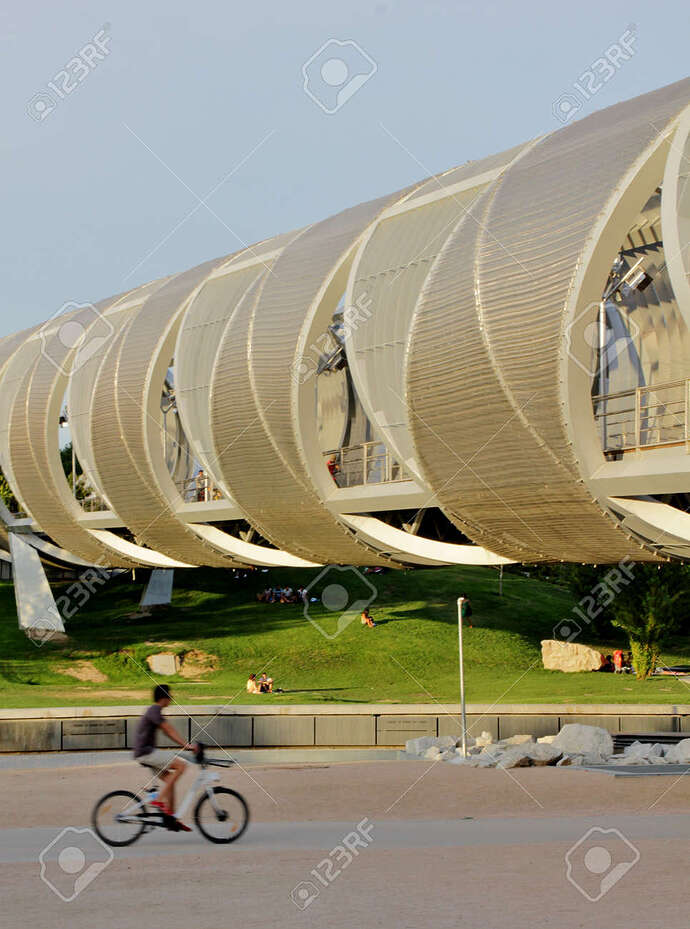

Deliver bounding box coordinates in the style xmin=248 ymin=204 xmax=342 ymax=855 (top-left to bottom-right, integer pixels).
xmin=91 ymin=744 xmax=249 ymax=847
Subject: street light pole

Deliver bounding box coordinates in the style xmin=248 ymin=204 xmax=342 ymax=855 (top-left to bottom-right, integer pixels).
xmin=457 ymin=597 xmax=468 ymax=758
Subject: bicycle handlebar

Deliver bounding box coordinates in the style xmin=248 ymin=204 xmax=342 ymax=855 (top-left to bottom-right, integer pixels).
xmin=192 ymin=742 xmax=235 ymax=767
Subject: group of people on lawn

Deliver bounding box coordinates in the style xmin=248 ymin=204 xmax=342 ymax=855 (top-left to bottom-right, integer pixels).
xmin=246 ymin=672 xmax=277 ymax=694
xmin=256 ymin=585 xmax=308 ymax=604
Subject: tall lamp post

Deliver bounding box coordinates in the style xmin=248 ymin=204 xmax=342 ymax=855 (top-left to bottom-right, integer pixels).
xmin=457 ymin=596 xmax=468 ymax=758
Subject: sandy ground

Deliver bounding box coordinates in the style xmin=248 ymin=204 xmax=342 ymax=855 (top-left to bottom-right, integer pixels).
xmin=1 ymin=758 xmax=689 ymax=928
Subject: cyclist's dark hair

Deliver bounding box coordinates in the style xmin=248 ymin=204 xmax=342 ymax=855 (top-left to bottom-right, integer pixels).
xmin=154 ymin=684 xmax=171 ymax=702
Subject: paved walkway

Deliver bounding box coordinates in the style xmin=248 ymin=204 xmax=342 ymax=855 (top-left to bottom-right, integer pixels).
xmin=3 ymin=757 xmax=689 ymax=928
xmin=4 ymin=813 xmax=690 ymax=863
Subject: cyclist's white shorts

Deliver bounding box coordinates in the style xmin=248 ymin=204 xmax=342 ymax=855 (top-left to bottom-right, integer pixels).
xmin=137 ymin=749 xmax=188 ymax=775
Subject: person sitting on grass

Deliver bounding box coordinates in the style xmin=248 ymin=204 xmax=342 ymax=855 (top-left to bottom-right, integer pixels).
xmin=246 ymin=673 xmax=261 ymax=694
xmin=259 ymin=672 xmax=274 ymax=693
xmin=361 ymin=607 xmax=376 ymax=628
xmin=132 ymin=684 xmax=197 ymax=831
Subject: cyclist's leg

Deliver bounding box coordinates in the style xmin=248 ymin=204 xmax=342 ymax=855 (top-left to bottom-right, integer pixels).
xmin=158 ymin=758 xmax=187 ymax=813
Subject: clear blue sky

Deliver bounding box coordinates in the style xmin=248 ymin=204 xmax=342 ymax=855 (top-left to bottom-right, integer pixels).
xmin=1 ymin=0 xmax=688 ymax=333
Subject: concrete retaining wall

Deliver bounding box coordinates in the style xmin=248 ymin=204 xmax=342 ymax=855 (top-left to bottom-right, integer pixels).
xmin=2 ymin=704 xmax=690 ymax=752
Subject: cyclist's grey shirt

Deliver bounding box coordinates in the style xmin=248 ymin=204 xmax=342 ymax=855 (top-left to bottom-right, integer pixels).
xmin=133 ymin=704 xmax=163 ymax=757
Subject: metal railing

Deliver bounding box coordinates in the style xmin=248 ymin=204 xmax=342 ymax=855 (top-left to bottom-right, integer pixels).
xmin=79 ymin=494 xmax=110 ymax=513
xmin=176 ymin=476 xmax=225 ymax=503
xmin=324 ymin=441 xmax=409 ymax=488
xmin=593 ymin=378 xmax=690 ymax=453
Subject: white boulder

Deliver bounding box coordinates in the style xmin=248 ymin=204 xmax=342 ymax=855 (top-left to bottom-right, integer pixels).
xmin=525 ymin=742 xmax=563 ymax=766
xmin=473 ymin=731 xmax=494 ymax=748
xmin=497 ymin=748 xmax=532 ymax=769
xmin=496 ymin=742 xmax=562 ymax=769
xmin=621 ymin=741 xmax=665 ymax=763
xmin=552 ymin=724 xmax=613 ymax=758
xmin=664 ymin=739 xmax=690 ymax=764
xmin=405 ymin=735 xmax=458 ymax=756
xmin=541 ymin=639 xmax=604 ymax=672
xmin=504 ymin=734 xmax=534 ymax=746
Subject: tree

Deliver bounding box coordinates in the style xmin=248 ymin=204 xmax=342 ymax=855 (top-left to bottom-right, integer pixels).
xmin=568 ymin=561 xmax=690 ymax=680
xmin=607 ymin=563 xmax=689 ymax=680
xmin=0 ymin=468 xmax=17 ymax=513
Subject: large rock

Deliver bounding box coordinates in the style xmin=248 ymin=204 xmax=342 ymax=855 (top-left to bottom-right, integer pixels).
xmin=497 ymin=742 xmax=562 ymax=769
xmin=474 ymin=731 xmax=494 ymax=748
xmin=553 ymin=724 xmax=613 ymax=758
xmin=541 ymin=640 xmax=604 ymax=672
xmin=497 ymin=747 xmax=532 ymax=769
xmin=504 ymin=734 xmax=534 ymax=746
xmin=620 ymin=741 xmax=665 ymax=763
xmin=664 ymin=739 xmax=690 ymax=764
xmin=406 ymin=735 xmax=458 ymax=756
xmin=526 ymin=742 xmax=563 ymax=766
xmin=146 ymin=653 xmax=180 ymax=675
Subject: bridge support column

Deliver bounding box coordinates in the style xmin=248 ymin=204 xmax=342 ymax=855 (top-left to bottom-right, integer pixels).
xmin=140 ymin=568 xmax=175 ymax=608
xmin=8 ymin=532 xmax=64 ymax=641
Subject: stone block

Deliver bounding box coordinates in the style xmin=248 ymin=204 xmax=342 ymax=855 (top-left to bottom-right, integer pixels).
xmin=0 ymin=719 xmax=61 ymax=752
xmin=146 ymin=653 xmax=180 ymax=675
xmin=438 ymin=714 xmax=499 ymax=742
xmin=498 ymin=715 xmax=559 ymax=740
xmin=63 ymin=718 xmax=126 ymax=750
xmin=191 ymin=715 xmax=252 ymax=747
xmin=619 ymin=715 xmax=678 ymax=733
xmin=541 ymin=640 xmax=603 ymax=672
xmin=253 ymin=716 xmax=315 ymax=746
xmin=315 ymin=716 xmax=376 ymax=746
xmin=376 ymin=715 xmax=436 ymax=746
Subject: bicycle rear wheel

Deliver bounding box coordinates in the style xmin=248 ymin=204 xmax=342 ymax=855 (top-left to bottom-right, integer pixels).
xmin=194 ymin=787 xmax=249 ymax=843
xmin=92 ymin=790 xmax=147 ymax=847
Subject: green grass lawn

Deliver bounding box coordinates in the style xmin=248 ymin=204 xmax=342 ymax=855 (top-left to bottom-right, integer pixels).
xmin=1 ymin=564 xmax=689 ymax=708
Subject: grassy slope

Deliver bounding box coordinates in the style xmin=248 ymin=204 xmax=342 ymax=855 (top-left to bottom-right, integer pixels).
xmin=1 ymin=565 xmax=689 ymax=708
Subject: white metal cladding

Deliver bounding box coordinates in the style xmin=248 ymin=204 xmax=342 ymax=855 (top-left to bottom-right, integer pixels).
xmin=86 ymin=260 xmax=247 ymax=567
xmin=173 ymin=232 xmax=296 ymax=488
xmin=1 ymin=80 xmax=690 ymax=569
xmin=68 ymin=279 xmax=167 ymax=507
xmin=209 ymin=191 xmax=414 ymax=566
xmin=406 ymin=77 xmax=690 ymax=562
xmin=5 ymin=301 xmax=170 ymax=568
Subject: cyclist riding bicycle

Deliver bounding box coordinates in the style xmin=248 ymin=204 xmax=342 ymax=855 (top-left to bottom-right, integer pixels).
xmin=132 ymin=684 xmax=197 ymax=831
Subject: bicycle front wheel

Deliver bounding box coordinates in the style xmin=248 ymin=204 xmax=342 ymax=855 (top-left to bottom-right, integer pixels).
xmin=92 ymin=790 xmax=147 ymax=847
xmin=194 ymin=787 xmax=249 ymax=843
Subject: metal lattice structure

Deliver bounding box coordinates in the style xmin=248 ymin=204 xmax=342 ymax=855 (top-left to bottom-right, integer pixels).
xmin=3 ymin=78 xmax=690 ymax=577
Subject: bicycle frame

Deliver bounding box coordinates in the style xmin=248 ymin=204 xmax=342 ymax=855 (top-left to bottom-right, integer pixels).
xmin=174 ymin=768 xmax=221 ymax=820
xmin=117 ymin=765 xmax=222 ymax=826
